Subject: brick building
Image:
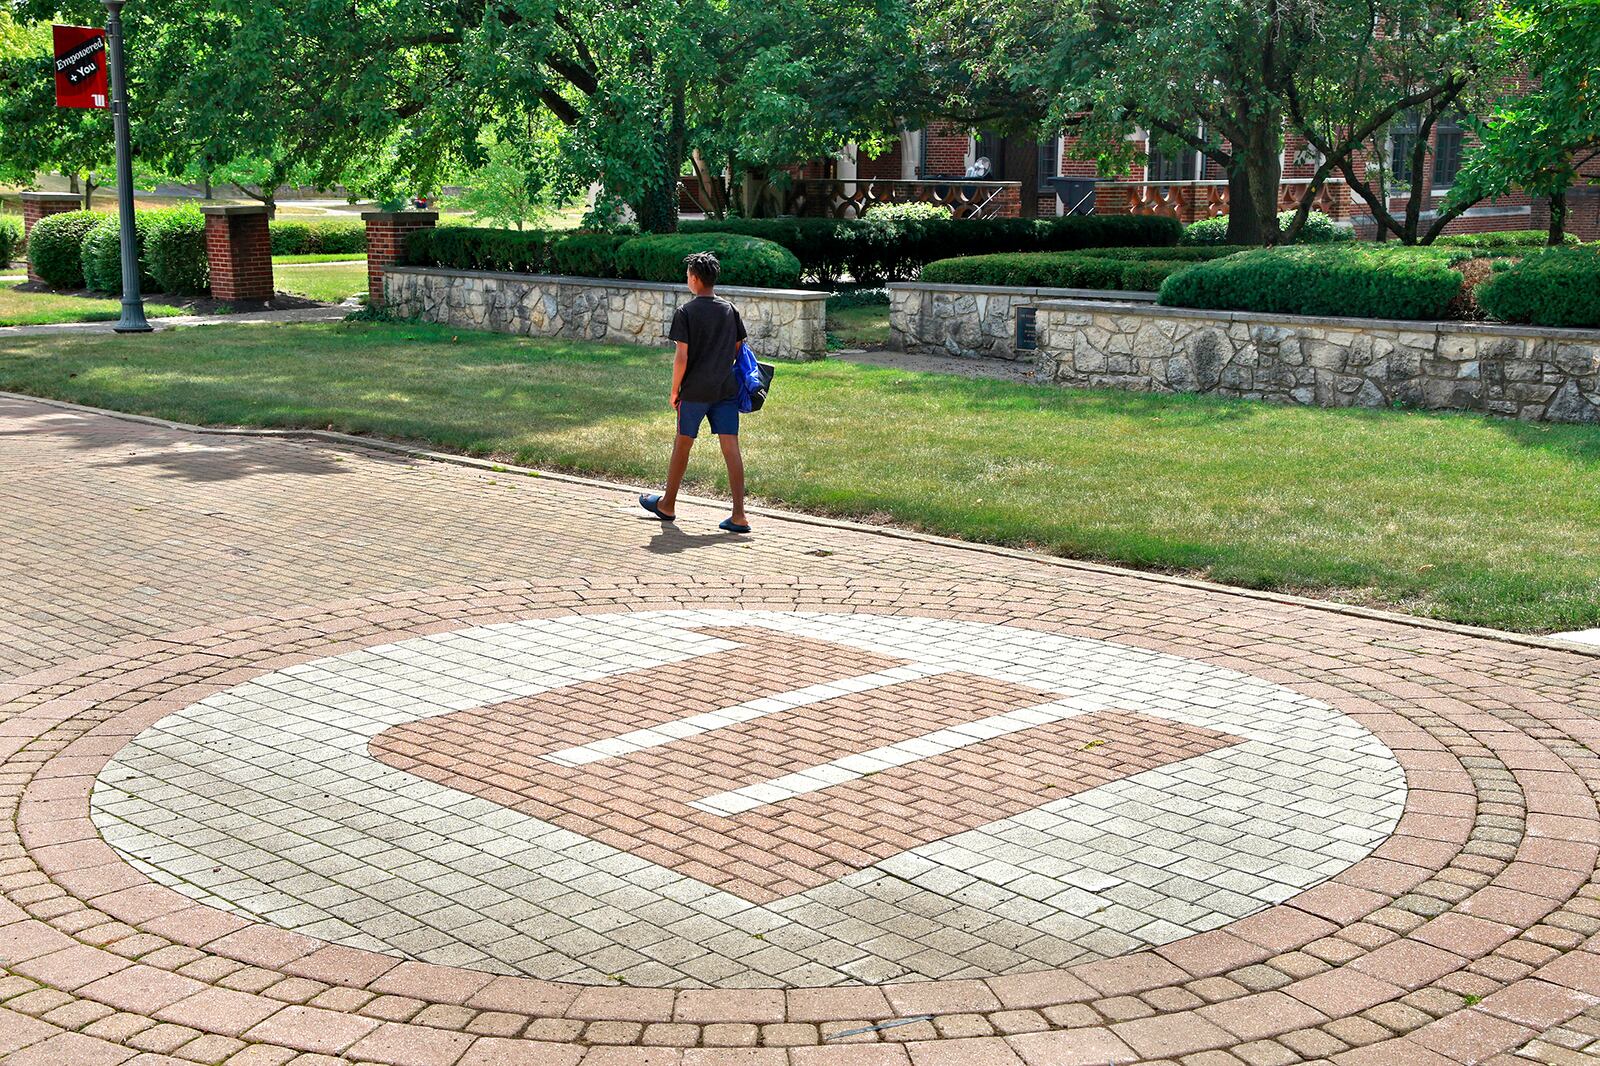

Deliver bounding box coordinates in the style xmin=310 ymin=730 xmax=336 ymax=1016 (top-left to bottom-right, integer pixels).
xmin=783 ymin=119 xmax=1598 ymax=239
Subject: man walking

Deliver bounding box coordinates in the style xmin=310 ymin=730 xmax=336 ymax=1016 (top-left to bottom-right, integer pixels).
xmin=640 ymin=251 xmax=752 ymax=534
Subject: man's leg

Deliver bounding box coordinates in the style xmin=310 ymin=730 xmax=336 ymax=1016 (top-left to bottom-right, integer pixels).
xmin=718 ymin=434 xmax=747 ymax=525
xmin=659 ymin=434 xmax=695 ymax=517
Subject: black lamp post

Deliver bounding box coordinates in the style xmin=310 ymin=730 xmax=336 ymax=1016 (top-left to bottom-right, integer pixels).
xmin=103 ymin=0 xmax=150 ymax=333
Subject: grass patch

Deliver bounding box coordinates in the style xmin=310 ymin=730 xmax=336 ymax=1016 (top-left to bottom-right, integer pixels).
xmin=274 ymin=263 xmax=367 ymax=303
xmin=273 ymin=253 xmax=367 ymax=265
xmin=1 ymin=320 xmax=1596 ymax=633
xmin=0 ymin=280 xmax=186 ymax=326
xmin=827 ymin=303 xmax=890 ymax=349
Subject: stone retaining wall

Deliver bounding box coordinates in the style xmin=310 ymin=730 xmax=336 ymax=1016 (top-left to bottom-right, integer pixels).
xmin=385 ymin=267 xmax=829 ymax=361
xmin=1035 ymin=299 xmax=1600 ymax=423
xmin=889 ymin=282 xmax=1156 ymax=361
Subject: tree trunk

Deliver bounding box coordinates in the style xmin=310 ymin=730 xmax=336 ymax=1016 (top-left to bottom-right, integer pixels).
xmin=1225 ymin=116 xmax=1282 ymax=245
xmin=633 ymin=81 xmax=685 ymax=233
xmin=81 ymin=178 xmax=96 ymax=211
xmin=1548 ymin=187 xmax=1568 ymax=246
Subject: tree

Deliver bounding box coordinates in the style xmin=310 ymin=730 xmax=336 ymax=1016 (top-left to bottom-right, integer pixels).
xmin=934 ymin=0 xmax=1322 ymax=245
xmin=1277 ymin=0 xmax=1496 ymax=244
xmin=0 ymin=18 xmax=111 ymax=206
xmin=24 ymin=0 xmax=915 ymax=232
xmin=1448 ymin=0 xmax=1600 ymax=244
xmin=447 ymin=135 xmax=553 ymax=230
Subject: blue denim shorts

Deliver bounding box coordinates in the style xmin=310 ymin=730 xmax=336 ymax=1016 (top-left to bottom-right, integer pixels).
xmin=677 ymin=398 xmax=739 ymax=438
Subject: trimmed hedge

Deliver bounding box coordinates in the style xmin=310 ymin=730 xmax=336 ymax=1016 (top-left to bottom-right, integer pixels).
xmin=268 ymin=219 xmax=367 ymax=256
xmin=1158 ymin=246 xmax=1469 ymax=321
xmin=0 ymin=214 xmax=21 ymax=267
xmin=81 ymin=209 xmax=209 ymax=295
xmin=547 ymin=232 xmax=630 ymax=278
xmin=1181 ymin=210 xmax=1351 ymax=246
xmin=1436 ymin=229 xmax=1582 ymax=250
xmin=405 ymin=225 xmax=552 ymax=273
xmin=678 ymin=214 xmax=1182 ymax=284
xmin=27 ymin=210 xmax=104 ymax=289
xmin=145 ymin=206 xmax=209 ymax=294
xmin=920 ymin=246 xmax=1251 ymax=291
xmin=80 ymin=215 xmax=131 ymax=293
xmin=1476 ymin=246 xmax=1600 ymax=328
xmin=614 ymin=233 xmax=803 ymax=288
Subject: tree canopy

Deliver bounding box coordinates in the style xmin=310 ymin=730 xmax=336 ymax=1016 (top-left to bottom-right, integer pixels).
xmin=11 ymin=0 xmax=915 ymax=230
xmin=1448 ymin=0 xmax=1600 ymax=243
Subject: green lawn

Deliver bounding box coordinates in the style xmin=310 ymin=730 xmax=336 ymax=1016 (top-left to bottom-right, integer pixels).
xmin=0 ymin=280 xmax=187 ymax=326
xmin=827 ymin=303 xmax=890 ymax=349
xmin=273 ymin=253 xmax=366 ymax=265
xmin=1 ymin=319 xmax=1596 ymax=633
xmin=274 ymin=262 xmax=368 ymax=303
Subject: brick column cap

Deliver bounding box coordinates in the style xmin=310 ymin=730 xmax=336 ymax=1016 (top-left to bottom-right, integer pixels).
xmin=361 ymin=210 xmax=439 ymax=223
xmin=18 ymin=191 xmax=85 ymax=204
xmin=200 ymin=203 xmax=271 ymax=217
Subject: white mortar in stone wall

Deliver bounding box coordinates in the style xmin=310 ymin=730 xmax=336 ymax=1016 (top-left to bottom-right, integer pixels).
xmin=385 ymin=266 xmax=830 ymax=361
xmin=1034 ymin=299 xmax=1600 ymax=423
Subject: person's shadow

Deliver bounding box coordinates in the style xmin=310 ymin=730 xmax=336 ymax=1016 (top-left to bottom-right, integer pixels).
xmin=644 ymin=521 xmax=750 ymax=555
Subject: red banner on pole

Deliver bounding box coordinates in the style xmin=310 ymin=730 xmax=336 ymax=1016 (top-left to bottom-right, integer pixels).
xmin=53 ymin=25 xmax=108 ymax=110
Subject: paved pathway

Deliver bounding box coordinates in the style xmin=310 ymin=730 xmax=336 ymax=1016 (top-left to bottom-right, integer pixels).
xmin=0 ymin=304 xmax=350 ymax=338
xmin=1 ymin=393 xmax=1598 ymax=1065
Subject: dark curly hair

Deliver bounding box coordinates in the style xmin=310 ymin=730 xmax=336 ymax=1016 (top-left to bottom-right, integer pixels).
xmin=684 ymin=250 xmax=721 ymax=286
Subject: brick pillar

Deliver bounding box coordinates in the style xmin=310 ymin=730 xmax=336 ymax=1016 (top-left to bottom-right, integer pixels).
xmin=19 ymin=192 xmax=87 ymax=283
xmin=201 ymin=204 xmax=274 ymax=303
xmin=362 ymin=211 xmax=436 ymax=307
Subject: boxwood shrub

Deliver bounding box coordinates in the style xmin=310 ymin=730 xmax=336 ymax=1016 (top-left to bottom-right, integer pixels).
xmin=614 ymin=233 xmax=803 ymax=288
xmin=0 ymin=214 xmax=21 ymax=266
xmin=1158 ymin=245 xmax=1468 ymax=320
xmin=27 ymin=210 xmax=104 ymax=289
xmin=1436 ymin=229 xmax=1582 ymax=250
xmin=920 ymin=246 xmax=1249 ymax=291
xmin=268 ymin=219 xmax=367 ymax=256
xmin=145 ymin=205 xmax=209 ymax=294
xmin=547 ymin=232 xmax=631 ymax=278
xmin=1181 ymin=210 xmax=1350 ymax=246
xmin=404 ymin=225 xmax=553 ymax=273
xmin=1475 ymin=246 xmax=1600 ymax=328
xmin=80 ymin=215 xmax=130 ymax=293
xmin=678 ymin=214 xmax=1181 ymax=283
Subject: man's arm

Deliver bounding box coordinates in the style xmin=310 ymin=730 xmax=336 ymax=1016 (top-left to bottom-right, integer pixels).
xmin=670 ymin=342 xmax=689 ymax=408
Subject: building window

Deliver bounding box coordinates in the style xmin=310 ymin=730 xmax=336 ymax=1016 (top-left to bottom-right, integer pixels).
xmin=1433 ymin=115 xmax=1464 ymax=187
xmin=1148 ymin=139 xmax=1199 ymax=182
xmin=1389 ymin=111 xmax=1421 ymax=185
xmin=1037 ymin=137 xmax=1060 ymax=193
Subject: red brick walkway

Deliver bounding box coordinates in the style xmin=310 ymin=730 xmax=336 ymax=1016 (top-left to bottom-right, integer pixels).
xmin=2 ymin=394 xmax=1598 ymax=1065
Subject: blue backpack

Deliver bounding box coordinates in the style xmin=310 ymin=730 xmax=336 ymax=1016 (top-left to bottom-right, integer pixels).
xmin=735 ymin=343 xmax=775 ymax=413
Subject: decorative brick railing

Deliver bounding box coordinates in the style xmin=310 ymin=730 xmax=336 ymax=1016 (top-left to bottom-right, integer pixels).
xmin=1092 ymin=180 xmax=1345 ymax=223
xmin=784 ymin=178 xmax=1023 ymax=219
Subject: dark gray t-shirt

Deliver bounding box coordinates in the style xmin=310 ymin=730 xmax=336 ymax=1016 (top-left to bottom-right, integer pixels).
xmin=669 ymin=295 xmax=747 ymax=403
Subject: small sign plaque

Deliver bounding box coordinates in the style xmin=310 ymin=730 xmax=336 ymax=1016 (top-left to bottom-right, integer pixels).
xmin=53 ymin=25 xmax=108 ymax=110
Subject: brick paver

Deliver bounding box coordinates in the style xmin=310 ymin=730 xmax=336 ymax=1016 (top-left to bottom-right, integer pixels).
xmin=1 ymin=392 xmax=1598 ymax=1064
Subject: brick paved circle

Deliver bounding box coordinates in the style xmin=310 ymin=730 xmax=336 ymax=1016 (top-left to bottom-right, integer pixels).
xmin=3 ymin=397 xmax=1600 ymax=1064
xmin=88 ymin=605 xmax=1405 ymax=989
xmin=3 ymin=577 xmax=1599 ymax=1064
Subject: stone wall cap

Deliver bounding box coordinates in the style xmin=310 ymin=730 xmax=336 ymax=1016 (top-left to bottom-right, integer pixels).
xmin=361 ymin=210 xmax=440 ymax=222
xmin=1031 ymin=297 xmax=1600 ymax=342
xmin=887 ymin=280 xmax=1157 ymax=302
xmin=200 ymin=203 xmax=271 ymax=217
xmin=388 ymin=264 xmax=831 ymax=300
xmin=18 ymin=191 xmax=85 ymax=202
